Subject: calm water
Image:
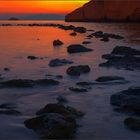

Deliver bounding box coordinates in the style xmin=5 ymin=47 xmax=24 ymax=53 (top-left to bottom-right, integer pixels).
xmin=0 ymin=20 xmax=140 ymax=139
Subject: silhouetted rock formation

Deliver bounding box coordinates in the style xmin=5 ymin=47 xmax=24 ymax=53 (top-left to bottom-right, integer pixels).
xmin=65 ymin=0 xmax=140 ymax=22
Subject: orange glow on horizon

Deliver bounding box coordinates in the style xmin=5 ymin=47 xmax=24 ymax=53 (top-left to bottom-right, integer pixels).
xmin=0 ymin=1 xmax=88 ymax=14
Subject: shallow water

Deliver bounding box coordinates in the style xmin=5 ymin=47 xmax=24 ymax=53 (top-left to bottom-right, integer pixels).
xmin=0 ymin=20 xmax=140 ymax=139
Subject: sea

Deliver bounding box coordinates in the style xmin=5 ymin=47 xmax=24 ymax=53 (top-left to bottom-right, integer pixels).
xmin=0 ymin=20 xmax=140 ymax=139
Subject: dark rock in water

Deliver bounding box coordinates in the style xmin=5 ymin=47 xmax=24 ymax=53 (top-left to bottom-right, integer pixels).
xmin=100 ymin=46 xmax=140 ymax=70
xmin=67 ymin=44 xmax=93 ymax=53
xmin=82 ymin=41 xmax=91 ymax=44
xmin=34 ymin=79 xmax=59 ymax=86
xmin=92 ymin=31 xmax=124 ymax=40
xmin=76 ymin=82 xmax=93 ymax=86
xmin=87 ymin=35 xmax=93 ymax=38
xmin=0 ymin=102 xmax=17 ymax=109
xmin=66 ymin=65 xmax=90 ymax=76
xmin=24 ymin=113 xmax=77 ymax=139
xmin=96 ymin=76 xmax=125 ymax=82
xmin=100 ymin=37 xmax=109 ymax=42
xmin=124 ymin=117 xmax=140 ymax=131
xmin=36 ymin=103 xmax=84 ymax=117
xmin=49 ymin=58 xmax=73 ymax=67
xmin=27 ymin=56 xmax=38 ymax=60
xmin=73 ymin=27 xmax=86 ymax=33
xmin=53 ymin=40 xmax=64 ymax=46
xmin=8 ymin=17 xmax=19 ymax=20
xmin=111 ymin=46 xmax=140 ymax=55
xmin=110 ymin=87 xmax=140 ymax=115
xmin=56 ymin=75 xmax=63 ymax=79
xmin=0 ymin=79 xmax=34 ymax=88
xmin=69 ymin=87 xmax=88 ymax=92
xmin=4 ymin=68 xmax=10 ymax=71
xmin=0 ymin=79 xmax=59 ymax=88
xmin=0 ymin=109 xmax=21 ymax=115
xmin=56 ymin=96 xmax=68 ymax=103
xmin=24 ymin=103 xmax=84 ymax=139
xmin=70 ymin=32 xmax=77 ymax=36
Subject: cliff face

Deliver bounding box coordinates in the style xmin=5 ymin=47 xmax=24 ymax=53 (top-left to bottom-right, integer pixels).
xmin=65 ymin=0 xmax=140 ymax=22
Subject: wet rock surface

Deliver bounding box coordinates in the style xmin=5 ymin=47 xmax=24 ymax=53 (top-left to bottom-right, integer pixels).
xmin=67 ymin=44 xmax=93 ymax=53
xmin=49 ymin=58 xmax=73 ymax=67
xmin=69 ymin=87 xmax=88 ymax=92
xmin=0 ymin=102 xmax=21 ymax=115
xmin=111 ymin=87 xmax=140 ymax=115
xmin=124 ymin=117 xmax=140 ymax=131
xmin=100 ymin=46 xmax=140 ymax=70
xmin=0 ymin=79 xmax=59 ymax=88
xmin=95 ymin=76 xmax=125 ymax=82
xmin=66 ymin=65 xmax=90 ymax=76
xmin=73 ymin=27 xmax=86 ymax=33
xmin=82 ymin=41 xmax=91 ymax=44
xmin=24 ymin=103 xmax=84 ymax=139
xmin=92 ymin=31 xmax=124 ymax=40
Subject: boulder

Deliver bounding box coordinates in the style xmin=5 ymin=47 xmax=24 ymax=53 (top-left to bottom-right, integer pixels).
xmin=67 ymin=44 xmax=93 ymax=53
xmin=66 ymin=65 xmax=90 ymax=76
xmin=99 ymin=46 xmax=140 ymax=70
xmin=24 ymin=103 xmax=84 ymax=139
xmin=65 ymin=0 xmax=140 ymax=22
xmin=110 ymin=87 xmax=140 ymax=115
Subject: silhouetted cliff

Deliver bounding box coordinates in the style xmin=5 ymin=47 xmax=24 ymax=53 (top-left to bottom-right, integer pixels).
xmin=65 ymin=0 xmax=140 ymax=22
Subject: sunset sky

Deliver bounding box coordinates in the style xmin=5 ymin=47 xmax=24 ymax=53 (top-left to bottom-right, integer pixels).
xmin=0 ymin=0 xmax=88 ymax=14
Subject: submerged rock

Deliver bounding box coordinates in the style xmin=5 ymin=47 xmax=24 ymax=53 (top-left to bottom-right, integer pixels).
xmin=0 ymin=102 xmax=17 ymax=109
xmin=73 ymin=27 xmax=86 ymax=33
xmin=67 ymin=44 xmax=93 ymax=53
xmin=0 ymin=102 xmax=21 ymax=116
xmin=92 ymin=31 xmax=124 ymax=40
xmin=95 ymin=76 xmax=125 ymax=82
xmin=27 ymin=56 xmax=39 ymax=60
xmin=100 ymin=46 xmax=140 ymax=70
xmin=56 ymin=96 xmax=68 ymax=103
xmin=76 ymin=82 xmax=93 ymax=86
xmin=69 ymin=87 xmax=88 ymax=92
xmin=66 ymin=65 xmax=90 ymax=76
xmin=24 ymin=103 xmax=84 ymax=139
xmin=70 ymin=32 xmax=77 ymax=36
xmin=0 ymin=79 xmax=34 ymax=88
xmin=82 ymin=41 xmax=91 ymax=44
xmin=4 ymin=68 xmax=10 ymax=71
xmin=110 ymin=87 xmax=140 ymax=115
xmin=0 ymin=109 xmax=21 ymax=115
xmin=100 ymin=37 xmax=109 ymax=42
xmin=49 ymin=58 xmax=73 ymax=67
xmin=53 ymin=40 xmax=64 ymax=46
xmin=0 ymin=79 xmax=59 ymax=88
xmin=124 ymin=117 xmax=140 ymax=131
